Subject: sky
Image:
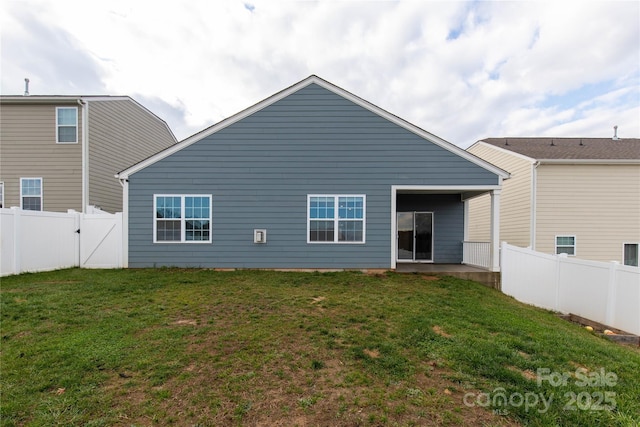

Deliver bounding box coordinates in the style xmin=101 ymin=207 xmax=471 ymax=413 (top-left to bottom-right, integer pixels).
xmin=1 ymin=0 xmax=639 ymax=147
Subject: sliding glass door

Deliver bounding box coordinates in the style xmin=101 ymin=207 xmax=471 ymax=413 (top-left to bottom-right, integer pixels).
xmin=397 ymin=212 xmax=433 ymax=262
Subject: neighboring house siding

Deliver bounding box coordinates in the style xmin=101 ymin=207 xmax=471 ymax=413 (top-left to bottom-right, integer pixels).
xmin=0 ymin=103 xmax=83 ymax=211
xmin=467 ymin=143 xmax=532 ymax=247
xmin=128 ymin=83 xmax=500 ymax=268
xmin=88 ymin=99 xmax=176 ymax=213
xmin=535 ymin=164 xmax=640 ymax=263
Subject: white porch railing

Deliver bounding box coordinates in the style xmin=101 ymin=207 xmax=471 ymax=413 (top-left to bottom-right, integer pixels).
xmin=463 ymin=241 xmax=492 ymax=270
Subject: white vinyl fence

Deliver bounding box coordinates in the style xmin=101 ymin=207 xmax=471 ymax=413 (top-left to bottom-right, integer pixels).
xmin=501 ymin=242 xmax=640 ymax=336
xmin=0 ymin=207 xmax=123 ymax=276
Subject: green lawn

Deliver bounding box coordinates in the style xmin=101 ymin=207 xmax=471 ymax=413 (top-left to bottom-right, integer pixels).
xmin=1 ymin=268 xmax=638 ymax=426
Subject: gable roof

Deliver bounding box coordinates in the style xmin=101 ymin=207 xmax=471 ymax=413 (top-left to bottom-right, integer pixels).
xmin=478 ymin=137 xmax=640 ymax=162
xmin=117 ymin=75 xmax=508 ymax=179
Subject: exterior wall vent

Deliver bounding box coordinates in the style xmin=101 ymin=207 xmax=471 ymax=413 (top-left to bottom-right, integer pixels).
xmin=254 ymin=229 xmax=267 ymax=244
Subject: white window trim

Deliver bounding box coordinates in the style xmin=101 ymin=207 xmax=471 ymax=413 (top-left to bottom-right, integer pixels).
xmin=20 ymin=177 xmax=43 ymax=211
xmin=622 ymin=242 xmax=639 ymax=267
xmin=56 ymin=106 xmax=78 ymax=144
xmin=153 ymin=194 xmax=212 ymax=244
xmin=555 ymin=235 xmax=576 ymax=256
xmin=0 ymin=181 xmax=4 ymax=209
xmin=307 ymin=194 xmax=366 ymax=244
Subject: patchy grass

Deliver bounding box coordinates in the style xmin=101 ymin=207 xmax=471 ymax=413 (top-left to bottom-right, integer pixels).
xmin=1 ymin=268 xmax=639 ymax=426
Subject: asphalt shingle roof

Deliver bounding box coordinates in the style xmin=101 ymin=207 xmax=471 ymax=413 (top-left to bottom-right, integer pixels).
xmin=480 ymin=137 xmax=640 ymax=160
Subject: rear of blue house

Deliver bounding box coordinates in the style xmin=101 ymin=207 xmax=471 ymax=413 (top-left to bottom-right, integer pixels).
xmin=118 ymin=76 xmax=506 ymax=270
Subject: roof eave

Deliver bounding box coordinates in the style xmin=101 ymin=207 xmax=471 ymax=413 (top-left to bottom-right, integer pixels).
xmin=537 ymin=159 xmax=640 ymax=165
xmin=0 ymin=96 xmax=83 ymax=104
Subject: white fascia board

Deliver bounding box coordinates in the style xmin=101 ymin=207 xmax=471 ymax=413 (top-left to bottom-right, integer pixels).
xmin=118 ymin=75 xmax=510 ymax=179
xmin=470 ymin=141 xmax=538 ymax=164
xmin=538 ymin=159 xmax=640 ymax=165
xmin=392 ymin=184 xmax=503 ymax=192
xmin=0 ymin=96 xmax=82 ymax=104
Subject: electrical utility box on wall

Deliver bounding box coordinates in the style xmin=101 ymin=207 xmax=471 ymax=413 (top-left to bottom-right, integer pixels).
xmin=254 ymin=229 xmax=267 ymax=244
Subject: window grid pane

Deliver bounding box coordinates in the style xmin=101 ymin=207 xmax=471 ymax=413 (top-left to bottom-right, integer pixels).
xmin=310 ymin=197 xmax=335 ymax=219
xmin=556 ymin=236 xmax=575 ymax=246
xmin=21 ymin=179 xmax=41 ymax=196
xmin=309 ymin=220 xmax=334 ymax=242
xmin=338 ymin=220 xmax=363 ymax=242
xmin=156 ymin=197 xmax=182 ymax=219
xmin=338 ymin=196 xmax=363 ymax=219
xmin=556 ymin=247 xmax=575 ymax=256
xmin=156 ymin=220 xmax=181 ymax=241
xmin=57 ymin=108 xmax=77 ymax=125
xmin=22 ymin=197 xmax=42 ymax=211
xmin=58 ymin=126 xmax=76 ymax=143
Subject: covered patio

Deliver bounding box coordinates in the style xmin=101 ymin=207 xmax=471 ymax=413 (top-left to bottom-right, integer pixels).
xmin=391 ymin=185 xmax=502 ymax=273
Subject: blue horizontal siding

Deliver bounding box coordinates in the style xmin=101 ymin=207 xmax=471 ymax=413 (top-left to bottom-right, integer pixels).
xmin=128 ymin=83 xmax=499 ymax=268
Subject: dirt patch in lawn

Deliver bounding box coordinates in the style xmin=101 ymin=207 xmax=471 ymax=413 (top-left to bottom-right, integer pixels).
xmin=432 ymin=325 xmax=453 ymax=338
xmin=103 ymin=338 xmax=521 ymax=427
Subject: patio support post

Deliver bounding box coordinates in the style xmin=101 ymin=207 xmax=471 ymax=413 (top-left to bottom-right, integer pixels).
xmin=490 ymin=189 xmax=501 ymax=271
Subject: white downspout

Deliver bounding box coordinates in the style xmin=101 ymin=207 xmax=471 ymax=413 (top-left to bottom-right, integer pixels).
xmin=118 ymin=176 xmax=129 ymax=268
xmin=390 ymin=186 xmax=397 ymax=269
xmin=116 ymin=175 xmax=129 ymax=268
xmin=531 ymin=161 xmax=540 ymax=250
xmin=79 ymin=99 xmax=89 ymax=213
xmin=490 ymin=188 xmax=501 ymax=272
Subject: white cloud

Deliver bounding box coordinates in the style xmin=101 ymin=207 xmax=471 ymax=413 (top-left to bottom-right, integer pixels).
xmin=1 ymin=0 xmax=638 ymax=145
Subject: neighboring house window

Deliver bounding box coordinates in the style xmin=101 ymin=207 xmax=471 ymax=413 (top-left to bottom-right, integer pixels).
xmin=0 ymin=182 xmax=3 ymax=208
xmin=154 ymin=195 xmax=212 ymax=243
xmin=308 ymin=195 xmax=365 ymax=243
xmin=20 ymin=178 xmax=43 ymax=211
xmin=623 ymin=243 xmax=639 ymax=267
xmin=56 ymin=107 xmax=78 ymax=143
xmin=555 ymin=235 xmax=576 ymax=256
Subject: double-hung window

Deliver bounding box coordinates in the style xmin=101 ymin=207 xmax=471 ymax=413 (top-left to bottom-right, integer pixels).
xmin=555 ymin=235 xmax=576 ymax=256
xmin=308 ymin=195 xmax=365 ymax=243
xmin=21 ymin=178 xmax=43 ymax=211
xmin=154 ymin=195 xmax=212 ymax=243
xmin=56 ymin=107 xmax=78 ymax=143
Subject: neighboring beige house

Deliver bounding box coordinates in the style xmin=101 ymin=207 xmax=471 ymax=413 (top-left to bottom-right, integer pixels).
xmin=0 ymin=95 xmax=176 ymax=213
xmin=467 ymin=137 xmax=640 ymax=266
